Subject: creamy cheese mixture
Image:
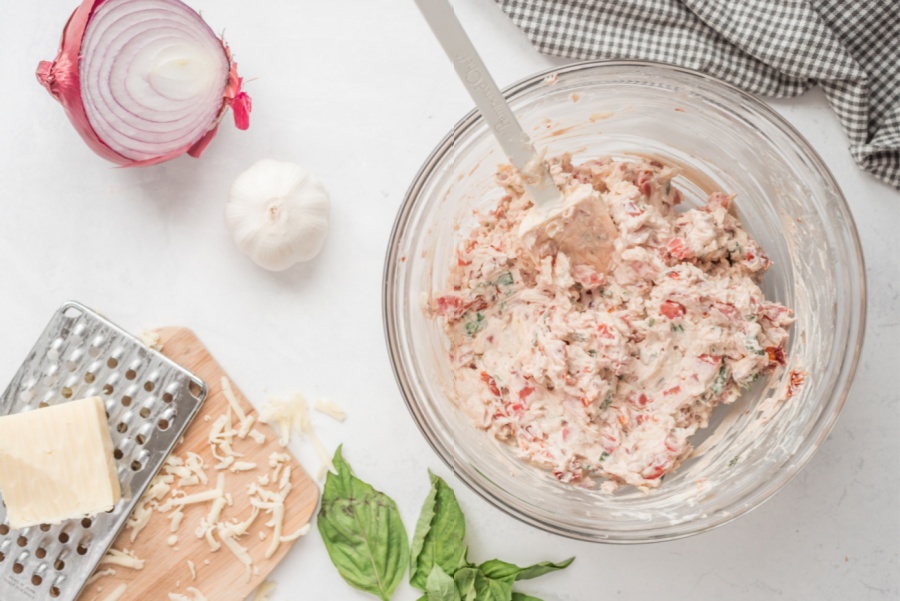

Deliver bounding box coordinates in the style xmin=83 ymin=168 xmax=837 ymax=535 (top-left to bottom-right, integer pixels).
xmin=432 ymin=156 xmax=794 ymax=490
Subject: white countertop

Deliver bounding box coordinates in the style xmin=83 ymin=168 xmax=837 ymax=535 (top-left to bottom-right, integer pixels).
xmin=1 ymin=1 xmax=898 ymax=599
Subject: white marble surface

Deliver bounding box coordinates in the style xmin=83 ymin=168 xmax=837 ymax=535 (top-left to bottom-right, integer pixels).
xmin=1 ymin=1 xmax=898 ymax=599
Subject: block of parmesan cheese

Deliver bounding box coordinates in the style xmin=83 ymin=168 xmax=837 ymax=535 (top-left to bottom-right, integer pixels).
xmin=0 ymin=396 xmax=121 ymax=529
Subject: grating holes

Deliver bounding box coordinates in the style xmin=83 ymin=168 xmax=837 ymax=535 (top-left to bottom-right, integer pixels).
xmin=39 ymin=402 xmax=49 ymax=409
xmin=121 ymin=395 xmax=132 ymax=407
xmin=116 ymin=422 xmax=128 ymax=433
xmin=35 ymin=548 xmax=46 ymax=559
xmin=81 ymin=518 xmax=92 ymax=529
xmin=61 ymin=387 xmax=73 ymax=398
xmin=103 ymin=384 xmax=114 ymax=395
xmin=136 ymin=434 xmax=146 ymax=445
xmin=157 ymin=418 xmax=170 ymax=430
xmin=189 ymin=379 xmax=203 ymax=398
xmin=16 ymin=536 xmax=27 ymax=547
xmin=65 ymin=361 xmax=77 ymax=372
xmin=139 ymin=407 xmax=151 ymax=419
xmin=63 ymin=306 xmax=83 ymax=319
xmin=0 ymin=524 xmax=8 ymax=535
xmin=50 ymin=586 xmax=61 ymax=597
xmin=162 ymin=392 xmax=173 ymax=403
xmin=76 ymin=544 xmax=88 ymax=555
xmin=113 ymin=449 xmax=123 ymax=460
xmin=58 ymin=532 xmax=69 ymax=544
xmin=107 ymin=357 xmax=119 ymax=369
xmin=143 ymin=381 xmax=154 ymax=392
xmin=31 ymin=574 xmax=42 ymax=586
xmin=131 ymin=460 xmax=142 ymax=471
xmin=125 ymin=369 xmax=136 ymax=380
xmin=40 ymin=524 xmax=50 ymax=532
xmin=13 ymin=562 xmax=23 ymax=574
xmin=54 ymin=559 xmax=65 ymax=570
xmin=84 ymin=372 xmax=95 ymax=383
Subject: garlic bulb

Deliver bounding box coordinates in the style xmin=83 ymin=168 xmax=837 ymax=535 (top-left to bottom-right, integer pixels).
xmin=225 ymin=159 xmax=330 ymax=271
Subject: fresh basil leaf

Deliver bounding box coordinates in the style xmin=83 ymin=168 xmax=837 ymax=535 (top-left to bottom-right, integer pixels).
xmin=474 ymin=570 xmax=514 ymax=601
xmin=511 ymin=594 xmax=543 ymax=601
xmin=457 ymin=546 xmax=472 ymax=571
xmin=454 ymin=567 xmax=479 ymax=601
xmin=410 ymin=476 xmax=438 ymax=579
xmin=427 ymin=565 xmax=462 ymax=601
xmin=479 ymin=557 xmax=575 ymax=582
xmin=317 ymin=446 xmax=409 ymax=601
xmin=409 ymin=472 xmax=467 ymax=590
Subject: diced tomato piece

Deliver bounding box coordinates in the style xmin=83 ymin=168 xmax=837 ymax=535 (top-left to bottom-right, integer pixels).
xmin=636 ymin=393 xmax=650 ymax=407
xmin=786 ymin=370 xmax=806 ymax=399
xmin=714 ymin=302 xmax=739 ymax=319
xmin=518 ymin=386 xmax=535 ymax=401
xmin=765 ymin=346 xmax=786 ymax=366
xmin=698 ymin=353 xmax=721 ymax=365
xmin=663 ymin=385 xmax=681 ymax=396
xmin=434 ymin=295 xmax=461 ymax=315
xmin=636 ymin=170 xmax=653 ymax=197
xmin=480 ymin=371 xmax=501 ymax=396
xmin=643 ymin=465 xmax=667 ymax=480
xmin=457 ymin=258 xmax=471 ymax=266
xmin=667 ymin=237 xmax=691 ymax=260
xmin=672 ymin=189 xmax=682 ymax=205
xmin=660 ymin=300 xmax=686 ymax=319
xmin=597 ymin=323 xmax=615 ymax=339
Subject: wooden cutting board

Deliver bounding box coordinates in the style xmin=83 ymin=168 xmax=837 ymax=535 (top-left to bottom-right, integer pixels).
xmin=79 ymin=327 xmax=319 ymax=601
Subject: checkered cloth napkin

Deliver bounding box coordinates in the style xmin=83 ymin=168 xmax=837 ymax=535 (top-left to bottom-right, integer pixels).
xmin=494 ymin=0 xmax=900 ymax=189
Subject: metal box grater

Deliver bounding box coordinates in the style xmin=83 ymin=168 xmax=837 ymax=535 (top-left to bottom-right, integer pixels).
xmin=0 ymin=301 xmax=207 ymax=601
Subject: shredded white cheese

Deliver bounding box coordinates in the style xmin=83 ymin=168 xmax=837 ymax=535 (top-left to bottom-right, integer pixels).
xmin=207 ymin=496 xmax=227 ymax=525
xmin=305 ymin=429 xmax=336 ymax=478
xmin=221 ymin=377 xmax=247 ymax=422
xmin=99 ymin=548 xmax=144 ymax=570
xmin=251 ymin=581 xmax=277 ymax=601
xmin=169 ymin=509 xmax=184 ymax=532
xmin=139 ymin=329 xmax=163 ymax=351
xmin=187 ymin=559 xmax=196 ymax=581
xmin=168 ymin=488 xmax=223 ymax=507
xmin=248 ymin=428 xmax=266 ymax=444
xmin=167 ymin=534 xmax=178 ymax=546
xmin=86 ymin=568 xmax=116 ymax=586
xmin=99 ymin=583 xmax=128 ymax=601
xmin=218 ymin=523 xmax=253 ymax=581
xmin=168 ymin=588 xmax=208 ymax=601
xmin=314 ymin=399 xmax=347 ymax=422
xmin=230 ymin=461 xmax=258 ymax=473
xmin=280 ymin=522 xmax=311 ymax=542
xmin=214 ymin=456 xmax=236 ymax=470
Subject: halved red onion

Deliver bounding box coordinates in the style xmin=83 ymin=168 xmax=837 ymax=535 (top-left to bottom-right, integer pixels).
xmin=37 ymin=0 xmax=251 ymax=166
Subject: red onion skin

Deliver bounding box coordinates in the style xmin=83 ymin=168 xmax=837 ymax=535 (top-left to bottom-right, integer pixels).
xmin=37 ymin=0 xmax=251 ymax=167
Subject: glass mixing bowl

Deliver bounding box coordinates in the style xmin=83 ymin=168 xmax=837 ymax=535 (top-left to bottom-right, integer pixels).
xmin=384 ymin=61 xmax=865 ymax=542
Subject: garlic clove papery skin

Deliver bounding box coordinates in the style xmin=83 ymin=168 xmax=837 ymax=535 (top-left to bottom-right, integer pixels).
xmin=225 ymin=159 xmax=330 ymax=271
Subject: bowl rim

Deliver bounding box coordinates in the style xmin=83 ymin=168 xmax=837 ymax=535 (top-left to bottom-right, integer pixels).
xmin=383 ymin=58 xmax=867 ymax=543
